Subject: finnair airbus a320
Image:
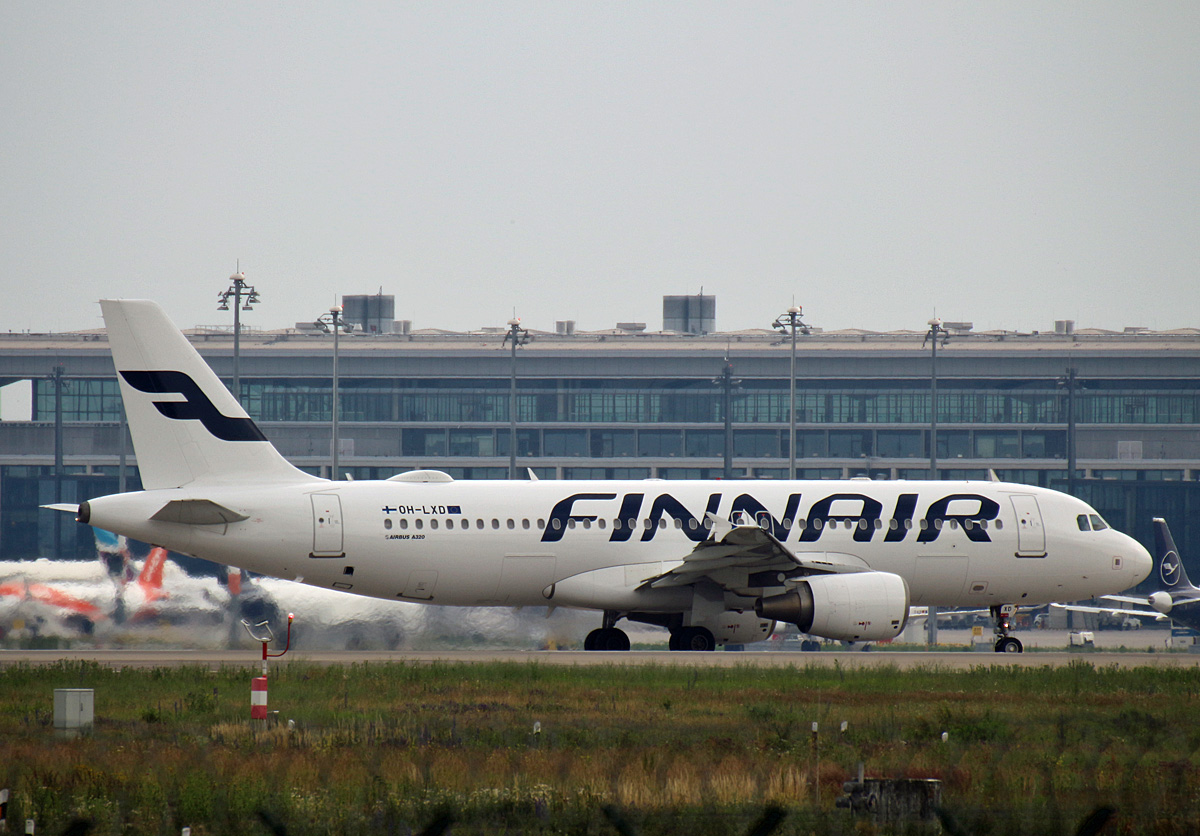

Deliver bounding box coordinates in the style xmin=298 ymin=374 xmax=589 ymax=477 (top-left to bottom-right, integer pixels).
xmin=48 ymin=300 xmax=1153 ymax=653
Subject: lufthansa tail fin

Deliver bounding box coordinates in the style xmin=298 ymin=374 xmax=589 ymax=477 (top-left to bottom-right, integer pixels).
xmin=1153 ymin=517 xmax=1193 ymax=591
xmin=100 ymin=299 xmax=320 ymax=490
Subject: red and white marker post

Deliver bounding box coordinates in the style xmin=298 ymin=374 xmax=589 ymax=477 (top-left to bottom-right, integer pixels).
xmin=244 ymin=613 xmax=293 ymax=726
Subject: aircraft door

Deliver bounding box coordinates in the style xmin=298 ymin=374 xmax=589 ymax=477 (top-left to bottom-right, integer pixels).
xmin=310 ymin=493 xmax=345 ymax=557
xmin=1010 ymin=495 xmax=1046 ymax=557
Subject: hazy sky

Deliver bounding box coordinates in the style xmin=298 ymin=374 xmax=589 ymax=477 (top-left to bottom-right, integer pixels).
xmin=2 ymin=2 xmax=1197 ymax=335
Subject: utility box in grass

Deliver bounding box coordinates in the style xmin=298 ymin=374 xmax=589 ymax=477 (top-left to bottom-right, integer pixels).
xmin=54 ymin=688 xmax=94 ymax=730
xmin=838 ymin=767 xmax=942 ymax=825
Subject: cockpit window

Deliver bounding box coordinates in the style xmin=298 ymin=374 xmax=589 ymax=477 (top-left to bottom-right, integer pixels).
xmin=1089 ymin=514 xmax=1108 ymax=531
xmin=1077 ymin=514 xmax=1091 ymax=532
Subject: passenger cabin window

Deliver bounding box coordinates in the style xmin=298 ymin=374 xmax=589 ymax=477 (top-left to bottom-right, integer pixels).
xmin=1090 ymin=514 xmax=1108 ymax=531
xmin=1077 ymin=514 xmax=1091 ymax=531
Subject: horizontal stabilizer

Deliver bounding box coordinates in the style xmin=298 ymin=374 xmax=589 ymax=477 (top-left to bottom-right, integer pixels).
xmin=150 ymin=499 xmax=249 ymax=525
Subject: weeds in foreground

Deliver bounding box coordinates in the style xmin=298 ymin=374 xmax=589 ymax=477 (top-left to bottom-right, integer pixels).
xmin=2 ymin=659 xmax=1199 ymax=834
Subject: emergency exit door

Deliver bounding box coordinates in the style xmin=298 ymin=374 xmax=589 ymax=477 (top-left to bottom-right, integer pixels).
xmin=311 ymin=493 xmax=345 ymax=557
xmin=1009 ymin=494 xmax=1046 ymax=557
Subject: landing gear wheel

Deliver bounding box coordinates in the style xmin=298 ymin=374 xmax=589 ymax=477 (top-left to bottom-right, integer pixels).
xmin=991 ymin=604 xmax=1022 ymax=653
xmin=584 ymin=627 xmax=630 ymax=651
xmin=670 ymin=626 xmax=716 ymax=651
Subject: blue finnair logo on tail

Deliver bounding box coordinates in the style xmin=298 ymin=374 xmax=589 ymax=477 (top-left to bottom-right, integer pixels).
xmin=120 ymin=370 xmax=267 ymax=442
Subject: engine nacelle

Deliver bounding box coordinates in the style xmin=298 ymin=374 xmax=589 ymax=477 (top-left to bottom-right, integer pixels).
xmin=693 ymin=610 xmax=775 ymax=646
xmin=755 ymin=571 xmax=909 ymax=642
xmin=1149 ymin=591 xmax=1174 ymax=614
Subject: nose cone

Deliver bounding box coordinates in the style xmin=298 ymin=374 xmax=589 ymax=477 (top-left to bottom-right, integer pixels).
xmin=1124 ymin=535 xmax=1153 ymax=586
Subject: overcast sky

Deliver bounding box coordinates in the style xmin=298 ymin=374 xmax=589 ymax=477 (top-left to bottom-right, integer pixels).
xmin=2 ymin=2 xmax=1197 ymax=335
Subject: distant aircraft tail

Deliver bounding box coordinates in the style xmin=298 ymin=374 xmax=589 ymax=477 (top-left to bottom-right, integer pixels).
xmin=1153 ymin=517 xmax=1193 ymax=590
xmin=100 ymin=299 xmax=320 ymax=490
xmin=136 ymin=547 xmax=169 ymax=603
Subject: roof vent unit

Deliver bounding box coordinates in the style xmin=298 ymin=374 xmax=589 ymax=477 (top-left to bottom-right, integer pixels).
xmin=1123 ymin=326 xmax=1148 ymax=334
xmin=1054 ymin=320 xmax=1075 ymax=335
xmin=556 ymin=320 xmax=576 ymax=336
xmin=341 ymin=293 xmax=396 ymax=334
xmin=394 ymin=320 xmax=412 ymax=335
xmin=663 ymin=294 xmax=715 ymax=334
xmin=944 ymin=321 xmax=973 ymax=333
xmin=616 ymin=322 xmax=646 ymax=332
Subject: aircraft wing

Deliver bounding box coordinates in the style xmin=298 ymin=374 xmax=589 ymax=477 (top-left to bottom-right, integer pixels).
xmin=641 ymin=516 xmax=870 ymax=591
xmin=1100 ymin=594 xmax=1151 ymax=606
xmin=1050 ymin=602 xmax=1167 ymax=621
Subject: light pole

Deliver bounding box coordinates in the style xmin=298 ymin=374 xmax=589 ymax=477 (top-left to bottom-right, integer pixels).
xmin=503 ymin=318 xmax=529 ymax=480
xmin=923 ymin=318 xmax=949 ymax=480
xmin=712 ymin=355 xmax=741 ymax=480
xmin=49 ymin=364 xmax=66 ymax=557
xmin=1059 ymin=364 xmax=1078 ymax=496
xmin=773 ymin=305 xmax=810 ymax=480
xmin=314 ymin=306 xmax=352 ymax=480
xmin=217 ymin=272 xmax=260 ymax=404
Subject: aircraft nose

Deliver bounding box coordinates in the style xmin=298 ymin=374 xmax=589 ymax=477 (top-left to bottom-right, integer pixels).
xmin=1125 ymin=535 xmax=1152 ymax=585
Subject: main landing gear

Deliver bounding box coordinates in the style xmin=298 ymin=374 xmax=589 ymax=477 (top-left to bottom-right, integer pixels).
xmin=583 ymin=610 xmax=630 ymax=651
xmin=582 ymin=612 xmax=718 ymax=651
xmin=992 ymin=604 xmax=1023 ymax=653
xmin=667 ymin=626 xmax=716 ymax=652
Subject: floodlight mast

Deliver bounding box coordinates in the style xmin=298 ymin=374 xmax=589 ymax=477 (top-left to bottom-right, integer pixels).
xmin=503 ymin=318 xmax=529 ymax=480
xmin=923 ymin=318 xmax=949 ymax=480
xmin=217 ymin=271 xmax=260 ymax=405
xmin=772 ymin=305 xmax=811 ymax=481
xmin=313 ymin=306 xmax=351 ymax=480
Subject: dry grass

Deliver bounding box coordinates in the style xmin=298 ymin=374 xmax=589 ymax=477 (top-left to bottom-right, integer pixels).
xmin=1 ymin=659 xmax=1199 ymax=834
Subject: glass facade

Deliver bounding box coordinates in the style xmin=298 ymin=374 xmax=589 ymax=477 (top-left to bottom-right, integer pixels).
xmin=34 ymin=376 xmax=1200 ymax=427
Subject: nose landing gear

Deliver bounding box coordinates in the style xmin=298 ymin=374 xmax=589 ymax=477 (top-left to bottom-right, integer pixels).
xmin=992 ymin=604 xmax=1023 ymax=653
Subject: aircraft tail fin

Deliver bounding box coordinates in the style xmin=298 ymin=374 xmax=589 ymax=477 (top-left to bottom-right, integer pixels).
xmin=100 ymin=299 xmax=320 ymax=490
xmin=1153 ymin=517 xmax=1192 ymax=590
xmin=136 ymin=547 xmax=168 ymax=602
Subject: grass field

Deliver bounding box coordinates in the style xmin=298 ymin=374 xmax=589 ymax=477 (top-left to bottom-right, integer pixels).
xmin=2 ymin=659 xmax=1199 ymax=835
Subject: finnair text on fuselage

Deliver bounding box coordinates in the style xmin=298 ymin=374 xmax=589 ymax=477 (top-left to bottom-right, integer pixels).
xmin=538 ymin=490 xmax=999 ymax=545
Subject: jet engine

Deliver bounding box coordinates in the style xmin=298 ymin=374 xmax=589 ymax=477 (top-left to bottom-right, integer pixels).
xmin=1149 ymin=591 xmax=1174 ymax=614
xmin=754 ymin=571 xmax=909 ymax=642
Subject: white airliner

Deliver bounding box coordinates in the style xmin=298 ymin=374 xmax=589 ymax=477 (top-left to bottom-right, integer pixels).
xmin=46 ymin=300 xmax=1153 ymax=653
xmin=1053 ymin=518 xmax=1196 ymax=631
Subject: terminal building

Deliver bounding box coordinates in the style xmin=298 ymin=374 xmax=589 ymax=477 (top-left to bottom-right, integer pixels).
xmin=1 ymin=294 xmax=1198 ymax=567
